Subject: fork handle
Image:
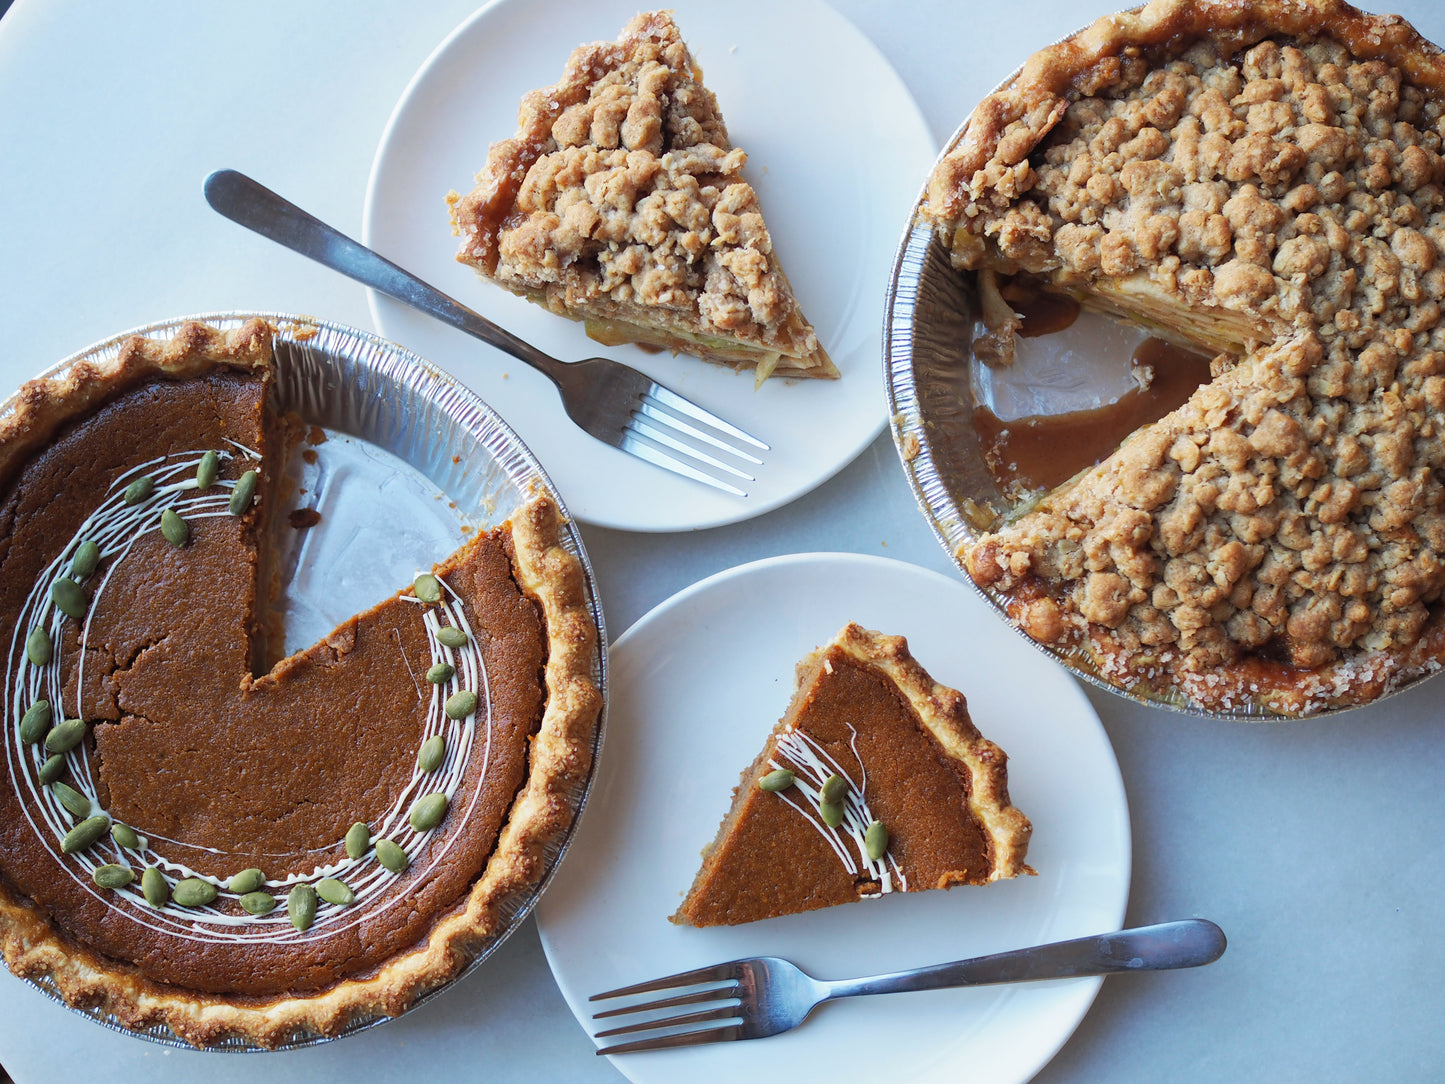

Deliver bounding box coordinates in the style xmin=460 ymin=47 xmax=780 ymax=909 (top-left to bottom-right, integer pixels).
xmin=825 ymin=919 xmax=1226 ymax=1000
xmin=203 ymin=169 xmax=562 ymax=378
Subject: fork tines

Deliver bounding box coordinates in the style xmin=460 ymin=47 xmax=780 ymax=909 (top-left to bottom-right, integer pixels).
xmin=622 ymin=384 xmax=769 ymax=497
xmin=589 ymin=964 xmax=743 ymax=1055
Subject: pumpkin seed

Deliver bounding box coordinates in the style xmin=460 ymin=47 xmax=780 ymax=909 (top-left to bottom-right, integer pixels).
xmin=51 ymin=578 xmax=87 ymax=620
xmin=228 ymin=868 xmax=265 ymax=894
xmin=316 ymin=878 xmax=354 ymax=906
xmin=820 ymin=773 xmax=849 ymax=803
xmin=25 ymin=627 xmax=51 ymax=666
xmin=444 ymin=690 xmax=477 ymax=719
xmin=240 ymin=890 xmax=276 ymax=916
xmin=758 ymin=769 xmax=795 ymax=792
xmin=61 ymin=816 xmax=110 ymax=854
xmin=141 ymin=867 xmax=169 ymax=907
xmin=70 ymin=540 xmax=100 ymax=580
xmin=418 ymin=734 xmax=446 ymax=773
xmin=413 ymin=573 xmax=442 ymax=604
xmin=93 ymin=864 xmax=133 ymax=890
xmin=111 ymin=822 xmax=140 ymax=850
xmin=375 ymin=839 xmax=408 ymax=873
xmin=288 ymin=884 xmax=318 ymax=931
xmin=38 ymin=754 xmax=65 ymax=785
xmin=196 ymin=450 xmax=220 ymax=490
xmin=45 ymin=718 xmax=87 ymax=754
xmin=425 ymin=662 xmax=455 ymax=684
xmin=229 ymin=469 xmax=258 ymax=515
xmin=51 ymin=781 xmax=90 ymax=819
xmin=864 ymin=820 xmax=889 ymax=861
xmin=172 ymin=878 xmax=218 ymax=907
xmin=19 ymin=700 xmax=51 ymax=744
xmin=344 ymin=821 xmax=370 ymax=860
xmin=409 ymin=792 xmax=448 ymax=832
xmin=436 ymin=626 xmax=468 ymax=648
xmin=123 ymin=475 xmax=154 ymax=504
xmin=818 ymin=800 xmax=845 ymax=828
xmin=160 ymin=507 xmax=189 ymax=547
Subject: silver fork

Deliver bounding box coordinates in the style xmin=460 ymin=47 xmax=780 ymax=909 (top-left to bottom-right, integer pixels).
xmin=203 ymin=169 xmax=767 ymax=496
xmin=590 ymin=918 xmax=1226 ymax=1054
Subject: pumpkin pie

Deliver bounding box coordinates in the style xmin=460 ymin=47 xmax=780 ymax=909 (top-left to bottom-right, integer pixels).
xmin=0 ymin=320 xmax=601 ymax=1046
xmin=673 ymin=624 xmax=1031 ymax=927
xmin=447 ymin=11 xmax=835 ymax=383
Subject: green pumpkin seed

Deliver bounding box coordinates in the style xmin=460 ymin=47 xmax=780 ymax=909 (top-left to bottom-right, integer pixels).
xmin=436 ymin=626 xmax=468 ymax=648
xmin=818 ymin=800 xmax=845 ymax=828
xmin=864 ymin=820 xmax=889 ymax=861
xmin=93 ymin=864 xmax=133 ymax=890
xmin=425 ymin=662 xmax=455 ymax=685
xmin=228 ymin=868 xmax=265 ymax=894
xmin=820 ymin=773 xmax=849 ymax=804
xmin=409 ymin=792 xmax=449 ymax=832
xmin=51 ymin=781 xmax=90 ymax=819
xmin=25 ymin=626 xmax=51 ymax=666
xmin=316 ymin=878 xmax=354 ymax=906
xmin=196 ymin=450 xmax=220 ymax=490
xmin=418 ymin=734 xmax=446 ymax=773
xmin=240 ymin=891 xmax=276 ymax=916
xmin=288 ymin=884 xmax=318 ymax=931
xmin=413 ymin=573 xmax=442 ymax=604
xmin=141 ymin=867 xmax=169 ymax=907
xmin=160 ymin=507 xmax=189 ymax=547
xmin=51 ymin=578 xmax=87 ymax=620
xmin=375 ymin=839 xmax=408 ymax=873
xmin=344 ymin=821 xmax=370 ymax=860
xmin=19 ymin=700 xmax=52 ymax=744
xmin=61 ymin=816 xmax=110 ymax=854
xmin=444 ymin=690 xmax=477 ymax=720
xmin=111 ymin=823 xmax=140 ymax=850
xmin=172 ymin=878 xmax=218 ymax=907
xmin=70 ymin=540 xmax=101 ymax=580
xmin=123 ymin=475 xmax=154 ymax=504
xmin=758 ymin=769 xmax=795 ymax=792
xmin=38 ymin=754 xmax=65 ymax=785
xmin=45 ymin=718 xmax=87 ymax=754
xmin=229 ymin=469 xmax=258 ymax=515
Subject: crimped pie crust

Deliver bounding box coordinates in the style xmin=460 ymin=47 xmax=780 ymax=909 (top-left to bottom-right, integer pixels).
xmin=920 ymin=0 xmax=1445 ymax=713
xmin=0 ymin=321 xmax=601 ymax=1046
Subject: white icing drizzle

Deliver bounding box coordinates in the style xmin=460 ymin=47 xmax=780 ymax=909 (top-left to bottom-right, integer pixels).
xmin=769 ymin=723 xmax=908 ymax=897
xmin=4 ymin=449 xmax=495 ymax=944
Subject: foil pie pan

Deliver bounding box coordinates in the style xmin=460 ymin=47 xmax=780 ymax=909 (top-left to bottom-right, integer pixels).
xmin=4 ymin=312 xmax=609 ymax=1049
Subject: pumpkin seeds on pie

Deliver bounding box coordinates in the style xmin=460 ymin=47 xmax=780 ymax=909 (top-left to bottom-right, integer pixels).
xmin=820 ymin=773 xmax=849 ymax=803
xmin=173 ymin=878 xmax=218 ymax=907
xmin=25 ymin=626 xmax=51 ymax=666
xmin=228 ymin=868 xmax=265 ymax=895
xmin=316 ymin=878 xmax=354 ymax=906
xmin=45 ymin=718 xmax=87 ymax=754
xmin=19 ymin=700 xmax=51 ymax=744
xmin=444 ymin=690 xmax=477 ymax=719
xmin=344 ymin=821 xmax=370 ymax=860
xmin=864 ymin=820 xmax=889 ymax=861
xmin=50 ymin=577 xmax=86 ymax=620
xmin=229 ymin=469 xmax=257 ymax=515
xmin=240 ymin=891 xmax=276 ymax=916
xmin=413 ymin=573 xmax=442 ymax=604
xmin=51 ymin=781 xmax=90 ymax=819
xmin=818 ymin=800 xmax=845 ymax=828
xmin=61 ymin=816 xmax=110 ymax=855
xmin=288 ymin=884 xmax=318 ymax=931
xmin=418 ymin=734 xmax=446 ymax=773
xmin=436 ymin=626 xmax=468 ymax=648
xmin=141 ymin=867 xmax=169 ymax=907
xmin=409 ymin=792 xmax=448 ymax=832
xmin=70 ymin=540 xmax=100 ymax=580
xmin=160 ymin=507 xmax=189 ymax=547
xmin=38 ymin=754 xmax=65 ymax=785
xmin=196 ymin=450 xmax=220 ymax=490
xmin=111 ymin=822 xmax=140 ymax=850
xmin=425 ymin=662 xmax=455 ymax=685
xmin=123 ymin=475 xmax=154 ymax=504
xmin=375 ymin=839 xmax=408 ymax=873
xmin=93 ymin=864 xmax=134 ymax=890
xmin=758 ymin=769 xmax=795 ymax=792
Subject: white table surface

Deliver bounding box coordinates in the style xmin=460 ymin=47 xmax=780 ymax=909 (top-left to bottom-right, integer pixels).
xmin=1 ymin=1 xmax=1443 ymax=1080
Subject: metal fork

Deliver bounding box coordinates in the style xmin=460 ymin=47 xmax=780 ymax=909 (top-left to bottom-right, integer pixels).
xmin=203 ymin=169 xmax=768 ymax=496
xmin=590 ymin=918 xmax=1226 ymax=1054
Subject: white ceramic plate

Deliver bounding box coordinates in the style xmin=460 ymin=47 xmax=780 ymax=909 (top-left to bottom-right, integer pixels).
xmin=363 ymin=0 xmax=936 ymax=531
xmin=536 ymin=553 xmax=1130 ymax=1084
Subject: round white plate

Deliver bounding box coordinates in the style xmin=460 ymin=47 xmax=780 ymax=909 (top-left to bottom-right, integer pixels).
xmin=363 ymin=0 xmax=936 ymax=531
xmin=536 ymin=553 xmax=1130 ymax=1084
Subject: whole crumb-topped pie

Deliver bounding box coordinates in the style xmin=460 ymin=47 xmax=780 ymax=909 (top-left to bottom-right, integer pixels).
xmin=447 ymin=11 xmax=835 ymax=383
xmin=920 ymin=0 xmax=1445 ymax=713
xmin=0 ymin=321 xmax=601 ymax=1046
xmin=673 ymin=624 xmax=1031 ymax=927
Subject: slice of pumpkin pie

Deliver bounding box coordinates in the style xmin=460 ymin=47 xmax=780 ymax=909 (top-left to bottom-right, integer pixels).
xmin=447 ymin=11 xmax=835 ymax=383
xmin=673 ymin=624 xmax=1031 ymax=927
